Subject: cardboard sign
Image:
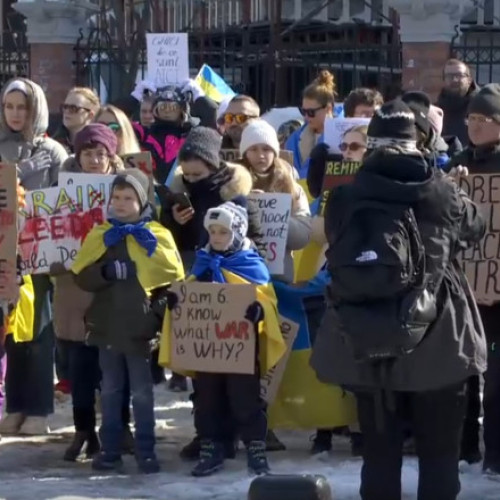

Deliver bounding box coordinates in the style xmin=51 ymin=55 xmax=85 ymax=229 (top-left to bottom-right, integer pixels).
xmin=0 ymin=165 xmax=18 ymax=300
xmin=248 ymin=193 xmax=292 ymax=275
xmin=18 ymin=178 xmax=113 ymax=274
xmin=121 ymin=151 xmax=155 ymax=201
xmin=459 ymin=174 xmax=500 ymax=303
xmin=219 ymin=149 xmax=294 ymax=165
xmin=260 ymin=316 xmax=299 ymax=403
xmin=319 ymin=158 xmax=362 ymax=215
xmin=147 ymin=33 xmax=189 ymax=86
xmin=323 ymin=117 xmax=370 ymax=154
xmin=170 ymin=282 xmax=256 ymax=374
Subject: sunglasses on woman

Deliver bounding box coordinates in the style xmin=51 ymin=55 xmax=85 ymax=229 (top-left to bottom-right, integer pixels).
xmin=223 ymin=113 xmax=257 ymax=125
xmin=299 ymin=106 xmax=326 ymax=118
xmin=103 ymin=122 xmax=121 ymax=132
xmin=339 ymin=142 xmax=366 ymax=152
xmin=60 ymin=103 xmax=91 ymax=114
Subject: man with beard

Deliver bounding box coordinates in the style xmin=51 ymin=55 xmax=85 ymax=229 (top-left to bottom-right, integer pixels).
xmin=436 ymin=59 xmax=479 ymax=146
xmin=221 ymin=95 xmax=260 ymax=149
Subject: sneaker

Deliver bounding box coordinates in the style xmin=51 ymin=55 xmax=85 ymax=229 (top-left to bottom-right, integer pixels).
xmin=137 ymin=456 xmax=160 ymax=474
xmin=168 ymin=373 xmax=188 ymax=392
xmin=55 ymin=379 xmax=71 ymax=395
xmin=64 ymin=431 xmax=88 ymax=461
xmin=180 ymin=435 xmax=201 ymax=461
xmin=18 ymin=416 xmax=49 ymax=435
xmin=0 ymin=413 xmax=24 ymax=435
xmin=310 ymin=429 xmax=333 ymax=455
xmin=122 ymin=425 xmax=135 ymax=455
xmin=191 ymin=440 xmax=224 ymax=477
xmin=265 ymin=430 xmax=286 ymax=452
xmin=92 ymin=452 xmax=123 ymax=472
xmin=247 ymin=440 xmax=270 ymax=475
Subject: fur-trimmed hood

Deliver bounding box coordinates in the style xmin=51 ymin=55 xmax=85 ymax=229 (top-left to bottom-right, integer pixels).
xmin=169 ymin=161 xmax=253 ymax=200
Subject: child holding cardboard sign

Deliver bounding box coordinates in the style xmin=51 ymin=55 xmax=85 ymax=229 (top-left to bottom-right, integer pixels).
xmin=71 ymin=169 xmax=184 ymax=474
xmin=159 ymin=200 xmax=285 ymax=477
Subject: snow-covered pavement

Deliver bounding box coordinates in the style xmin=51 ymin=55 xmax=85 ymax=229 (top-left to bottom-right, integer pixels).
xmin=0 ymin=381 xmax=498 ymax=500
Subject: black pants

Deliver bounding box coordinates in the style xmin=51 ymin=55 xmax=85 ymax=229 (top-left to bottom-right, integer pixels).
xmin=355 ymin=382 xmax=466 ymax=500
xmin=196 ymin=372 xmax=266 ymax=444
xmin=461 ymin=375 xmax=481 ymax=455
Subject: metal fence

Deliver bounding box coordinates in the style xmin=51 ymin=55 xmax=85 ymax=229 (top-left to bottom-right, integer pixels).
xmin=0 ymin=31 xmax=30 ymax=86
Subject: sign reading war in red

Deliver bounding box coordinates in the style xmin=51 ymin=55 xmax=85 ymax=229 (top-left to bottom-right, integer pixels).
xmin=18 ymin=179 xmax=113 ymax=274
xmin=319 ymin=159 xmax=362 ymax=215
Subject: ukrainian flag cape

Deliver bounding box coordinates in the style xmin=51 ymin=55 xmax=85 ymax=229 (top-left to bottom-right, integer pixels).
xmin=159 ymin=248 xmax=286 ymax=375
xmin=71 ymin=220 xmax=184 ymax=293
xmin=7 ymin=275 xmax=34 ymax=343
xmin=268 ymin=271 xmax=357 ymax=429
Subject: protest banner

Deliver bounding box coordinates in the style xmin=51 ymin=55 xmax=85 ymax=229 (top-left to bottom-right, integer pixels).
xmin=170 ymin=282 xmax=256 ymax=374
xmin=219 ymin=149 xmax=295 ymax=165
xmin=18 ymin=177 xmax=113 ymax=274
xmin=0 ymin=164 xmax=18 ymax=300
xmin=147 ymin=33 xmax=189 ymax=87
xmin=459 ymin=174 xmax=500 ymax=303
xmin=319 ymin=158 xmax=362 ymax=215
xmin=121 ymin=151 xmax=155 ymax=201
xmin=248 ymin=193 xmax=292 ymax=275
xmin=260 ymin=316 xmax=299 ymax=404
xmin=323 ymin=117 xmax=370 ymax=154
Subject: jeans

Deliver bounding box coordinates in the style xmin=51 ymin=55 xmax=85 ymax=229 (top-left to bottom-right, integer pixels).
xmin=99 ymin=348 xmax=155 ymax=459
xmin=356 ymin=382 xmax=466 ymax=500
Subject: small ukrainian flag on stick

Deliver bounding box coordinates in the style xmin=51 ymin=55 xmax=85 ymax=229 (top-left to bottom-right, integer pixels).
xmin=195 ymin=64 xmax=236 ymax=103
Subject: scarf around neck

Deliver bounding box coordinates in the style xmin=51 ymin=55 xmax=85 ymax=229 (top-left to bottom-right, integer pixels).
xmin=104 ymin=218 xmax=157 ymax=257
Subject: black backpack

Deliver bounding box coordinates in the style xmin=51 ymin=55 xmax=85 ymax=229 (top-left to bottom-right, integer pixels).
xmin=327 ymin=199 xmax=440 ymax=366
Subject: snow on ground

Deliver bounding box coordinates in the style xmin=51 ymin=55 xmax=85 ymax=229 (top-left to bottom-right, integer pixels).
xmin=0 ymin=377 xmax=499 ymax=500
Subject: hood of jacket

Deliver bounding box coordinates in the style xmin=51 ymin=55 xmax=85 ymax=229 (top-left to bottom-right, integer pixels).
xmin=0 ymin=77 xmax=49 ymax=144
xmin=436 ymin=81 xmax=480 ymax=115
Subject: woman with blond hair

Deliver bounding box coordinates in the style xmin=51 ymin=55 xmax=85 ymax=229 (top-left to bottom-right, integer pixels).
xmin=95 ymin=104 xmax=141 ymax=155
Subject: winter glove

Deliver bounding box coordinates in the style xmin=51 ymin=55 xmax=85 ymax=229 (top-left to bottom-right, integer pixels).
xmin=102 ymin=260 xmax=137 ymax=281
xmin=307 ymin=143 xmax=330 ymax=198
xmin=245 ymin=301 xmax=264 ymax=324
xmin=17 ymin=151 xmax=52 ymax=182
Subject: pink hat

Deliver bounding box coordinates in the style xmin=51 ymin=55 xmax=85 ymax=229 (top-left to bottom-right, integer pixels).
xmin=428 ymin=105 xmax=444 ymax=137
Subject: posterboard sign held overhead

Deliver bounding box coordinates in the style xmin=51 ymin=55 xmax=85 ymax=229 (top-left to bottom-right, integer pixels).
xmin=147 ymin=33 xmax=189 ymax=87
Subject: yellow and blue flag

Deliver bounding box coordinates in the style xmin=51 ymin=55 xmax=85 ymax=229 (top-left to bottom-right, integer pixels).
xmin=195 ymin=64 xmax=236 ymax=104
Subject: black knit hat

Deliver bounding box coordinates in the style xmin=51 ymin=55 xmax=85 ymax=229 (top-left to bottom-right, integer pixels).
xmin=178 ymin=126 xmax=223 ymax=170
xmin=367 ymin=99 xmax=419 ymax=153
xmin=468 ymin=84 xmax=500 ymax=123
xmin=402 ymin=91 xmax=431 ymax=139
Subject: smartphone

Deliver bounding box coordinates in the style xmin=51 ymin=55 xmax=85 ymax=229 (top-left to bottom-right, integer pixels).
xmin=171 ymin=192 xmax=193 ymax=210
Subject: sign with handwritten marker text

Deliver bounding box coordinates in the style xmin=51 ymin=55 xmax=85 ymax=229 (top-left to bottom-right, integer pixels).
xmin=170 ymin=282 xmax=256 ymax=374
xmin=147 ymin=33 xmax=189 ymax=87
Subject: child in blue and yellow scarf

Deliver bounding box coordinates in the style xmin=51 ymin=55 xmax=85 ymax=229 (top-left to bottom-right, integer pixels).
xmin=160 ymin=199 xmax=285 ymax=477
xmin=72 ymin=168 xmax=184 ymax=474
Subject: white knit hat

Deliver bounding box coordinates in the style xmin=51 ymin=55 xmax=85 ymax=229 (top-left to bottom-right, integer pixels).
xmin=239 ymin=119 xmax=280 ymax=158
xmin=204 ymin=201 xmax=249 ymax=251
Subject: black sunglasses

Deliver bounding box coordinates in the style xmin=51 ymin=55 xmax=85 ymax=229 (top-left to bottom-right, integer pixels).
xmin=299 ymin=106 xmax=326 ymax=118
xmin=60 ymin=103 xmax=91 ymax=114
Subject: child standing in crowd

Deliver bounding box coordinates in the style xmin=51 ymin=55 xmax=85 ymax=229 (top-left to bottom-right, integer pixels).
xmin=71 ymin=169 xmax=184 ymax=473
xmin=52 ymin=123 xmax=125 ymax=461
xmin=162 ymin=200 xmax=285 ymax=476
xmin=240 ymin=119 xmax=311 ymax=282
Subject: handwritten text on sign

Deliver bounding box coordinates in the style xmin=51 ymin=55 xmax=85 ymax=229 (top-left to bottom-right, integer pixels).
xmin=0 ymin=165 xmax=17 ymax=300
xmin=459 ymin=174 xmax=500 ymax=303
xmin=18 ymin=178 xmax=113 ymax=274
xmin=248 ymin=193 xmax=292 ymax=275
xmin=170 ymin=282 xmax=256 ymax=374
xmin=147 ymin=33 xmax=189 ymax=87
xmin=260 ymin=316 xmax=299 ymax=404
xmin=320 ymin=159 xmax=361 ymax=215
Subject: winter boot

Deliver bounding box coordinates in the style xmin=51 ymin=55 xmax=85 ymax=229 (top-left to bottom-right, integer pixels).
xmin=0 ymin=412 xmax=24 ymax=435
xmin=18 ymin=416 xmax=49 ymax=435
xmin=64 ymin=431 xmax=88 ymax=461
xmin=180 ymin=435 xmax=201 ymax=461
xmin=191 ymin=440 xmax=224 ymax=477
xmin=92 ymin=452 xmax=123 ymax=472
xmin=247 ymin=440 xmax=270 ymax=475
xmin=265 ymin=430 xmax=286 ymax=452
xmin=85 ymin=430 xmax=101 ymax=458
xmin=310 ymin=429 xmax=333 ymax=454
xmin=168 ymin=373 xmax=188 ymax=392
xmin=137 ymin=454 xmax=160 ymax=474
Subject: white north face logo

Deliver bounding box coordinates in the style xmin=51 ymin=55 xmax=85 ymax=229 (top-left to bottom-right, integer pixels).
xmin=356 ymin=250 xmax=378 ymax=263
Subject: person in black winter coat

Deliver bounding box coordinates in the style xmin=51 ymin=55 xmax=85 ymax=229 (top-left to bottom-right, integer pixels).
xmin=311 ymin=100 xmax=487 ymax=500
xmin=436 ymin=59 xmax=480 ymax=146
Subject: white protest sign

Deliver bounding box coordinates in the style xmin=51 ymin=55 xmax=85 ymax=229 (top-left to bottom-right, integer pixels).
xmin=248 ymin=193 xmax=292 ymax=275
xmin=323 ymin=117 xmax=370 ymax=154
xmin=58 ymin=173 xmax=115 ymax=210
xmin=147 ymin=33 xmax=189 ymax=87
xmin=170 ymin=282 xmax=257 ymax=374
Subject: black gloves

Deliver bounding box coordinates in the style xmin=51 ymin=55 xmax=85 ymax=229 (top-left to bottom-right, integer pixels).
xmin=245 ymin=301 xmax=264 ymax=324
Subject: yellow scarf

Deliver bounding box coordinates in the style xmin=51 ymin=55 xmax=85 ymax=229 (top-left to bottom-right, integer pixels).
xmin=71 ymin=220 xmax=184 ymax=293
xmin=159 ymin=271 xmax=286 ymax=375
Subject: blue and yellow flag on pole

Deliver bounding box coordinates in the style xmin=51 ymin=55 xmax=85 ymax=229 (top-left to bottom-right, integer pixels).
xmin=195 ymin=64 xmax=236 ymax=104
